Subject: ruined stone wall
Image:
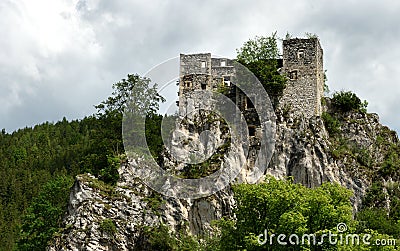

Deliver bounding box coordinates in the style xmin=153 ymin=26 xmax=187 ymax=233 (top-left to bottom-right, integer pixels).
xmin=211 ymin=58 xmax=235 ymax=78
xmin=180 ymin=53 xmax=211 ymax=76
xmin=178 ymin=74 xmax=223 ymax=116
xmin=179 ymin=54 xmax=211 ymax=111
xmin=281 ymin=38 xmax=324 ymax=118
xmin=179 ymin=54 xmax=234 ymax=112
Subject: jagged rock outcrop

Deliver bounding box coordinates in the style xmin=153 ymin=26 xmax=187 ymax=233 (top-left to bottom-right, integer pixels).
xmin=268 ymin=110 xmax=397 ymax=212
xmin=48 ymin=173 xmax=158 ymax=250
xmin=48 ymin=107 xmax=399 ymax=250
xmin=48 ymin=168 xmax=234 ymax=250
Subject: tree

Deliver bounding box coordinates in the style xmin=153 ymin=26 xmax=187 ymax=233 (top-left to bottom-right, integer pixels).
xmin=95 ymin=74 xmax=165 ymax=117
xmin=237 ymin=32 xmax=280 ymax=64
xmin=17 ymin=176 xmax=73 ymax=250
xmin=95 ymin=73 xmax=166 ymax=160
xmin=214 ymin=176 xmax=354 ymax=251
xmin=236 ymin=33 xmax=287 ymax=106
xmin=332 ymin=91 xmax=368 ymax=113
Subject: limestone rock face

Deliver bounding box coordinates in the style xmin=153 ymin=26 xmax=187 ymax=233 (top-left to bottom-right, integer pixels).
xmin=48 ymin=168 xmax=234 ymax=250
xmin=48 ymin=108 xmax=398 ymax=250
xmin=48 ymin=173 xmax=158 ymax=250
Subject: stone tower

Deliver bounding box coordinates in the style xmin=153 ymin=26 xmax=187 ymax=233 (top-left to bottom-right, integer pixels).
xmin=281 ymin=38 xmax=324 ymax=118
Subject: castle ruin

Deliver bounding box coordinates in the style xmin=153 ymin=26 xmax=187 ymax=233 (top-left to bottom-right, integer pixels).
xmin=178 ymin=38 xmax=324 ymax=119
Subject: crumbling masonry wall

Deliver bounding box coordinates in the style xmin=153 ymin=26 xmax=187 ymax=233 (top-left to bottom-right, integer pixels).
xmin=179 ymin=53 xmax=235 ymax=113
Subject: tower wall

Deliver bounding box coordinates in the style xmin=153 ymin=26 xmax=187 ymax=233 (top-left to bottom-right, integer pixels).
xmin=180 ymin=53 xmax=212 ymax=76
xmin=281 ymin=38 xmax=324 ymax=118
xmin=178 ymin=53 xmax=234 ymax=112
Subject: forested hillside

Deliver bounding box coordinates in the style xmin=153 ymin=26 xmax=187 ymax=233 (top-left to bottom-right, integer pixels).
xmin=0 ymin=113 xmax=123 ymax=249
xmin=0 ymin=73 xmax=168 ymax=250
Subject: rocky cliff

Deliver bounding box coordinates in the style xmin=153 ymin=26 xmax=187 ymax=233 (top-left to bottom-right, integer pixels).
xmin=48 ymin=103 xmax=399 ymax=250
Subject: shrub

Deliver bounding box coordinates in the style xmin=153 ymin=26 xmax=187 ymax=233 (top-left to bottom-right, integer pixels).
xmin=357 ymin=208 xmax=400 ymax=237
xmin=99 ymin=218 xmax=117 ymax=236
xmin=99 ymin=155 xmax=121 ymax=185
xmin=144 ymin=224 xmax=203 ymax=251
xmin=322 ymin=112 xmax=341 ymax=135
xmin=236 ymin=33 xmax=287 ymax=108
xmin=332 ymin=91 xmax=368 ymax=113
xmin=379 ymin=149 xmax=400 ymax=178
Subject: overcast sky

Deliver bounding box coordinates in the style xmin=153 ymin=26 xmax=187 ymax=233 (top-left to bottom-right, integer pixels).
xmin=1 ymin=0 xmax=399 ymax=134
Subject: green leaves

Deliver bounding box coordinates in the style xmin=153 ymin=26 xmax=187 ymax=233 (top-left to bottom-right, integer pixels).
xmin=332 ymin=91 xmax=368 ymax=113
xmin=322 ymin=112 xmax=341 ymax=135
xmin=214 ymin=177 xmax=354 ymax=250
xmin=17 ymin=176 xmax=73 ymax=251
xmin=358 ymin=181 xmax=400 ymax=238
xmin=95 ymin=74 xmax=165 ymax=117
xmin=99 ymin=218 xmax=117 ymax=236
xmin=99 ymin=155 xmax=121 ymax=185
xmin=236 ymin=33 xmax=287 ymax=106
xmin=236 ymin=32 xmax=280 ymax=64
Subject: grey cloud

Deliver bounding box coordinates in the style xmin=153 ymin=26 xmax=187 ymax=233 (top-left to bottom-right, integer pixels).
xmin=0 ymin=0 xmax=398 ymax=134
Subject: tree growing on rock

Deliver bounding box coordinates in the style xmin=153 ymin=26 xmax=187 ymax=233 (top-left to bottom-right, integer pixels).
xmin=236 ymin=32 xmax=287 ymax=106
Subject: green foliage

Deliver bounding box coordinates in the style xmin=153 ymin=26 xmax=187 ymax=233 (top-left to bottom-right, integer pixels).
xmin=145 ymin=114 xmax=166 ymax=163
xmin=236 ymin=32 xmax=280 ymax=64
xmin=146 ymin=224 xmax=178 ymax=250
xmin=143 ymin=191 xmax=165 ymax=213
xmin=357 ymin=208 xmax=400 ymax=237
xmin=216 ymin=81 xmax=230 ymax=95
xmin=337 ymin=229 xmax=398 ymax=251
xmin=329 ymin=136 xmax=374 ymax=169
xmin=357 ymin=181 xmax=400 ymax=243
xmin=363 ymin=182 xmax=387 ymax=208
xmin=361 ymin=100 xmax=369 ymax=113
xmin=322 ymin=112 xmax=341 ymax=135
xmin=213 ymin=176 xmax=354 ymax=250
xmin=236 ymin=33 xmax=287 ymax=106
xmin=80 ymin=174 xmax=126 ymax=201
xmin=332 ymin=91 xmax=368 ymax=113
xmin=17 ymin=176 xmax=73 ymax=250
xmin=0 ymin=117 xmax=122 ymax=249
xmin=379 ymin=145 xmax=400 ymax=178
xmin=244 ymin=60 xmax=287 ymax=100
xmin=375 ymin=128 xmax=400 ymax=178
xmin=355 ymin=147 xmax=373 ymax=168
xmin=140 ymin=179 xmax=400 ymax=251
xmin=95 ymin=74 xmax=165 ymax=116
xmin=99 ymin=218 xmax=117 ymax=236
xmin=99 ymin=155 xmax=121 ymax=185
xmin=143 ymin=224 xmax=204 ymax=251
